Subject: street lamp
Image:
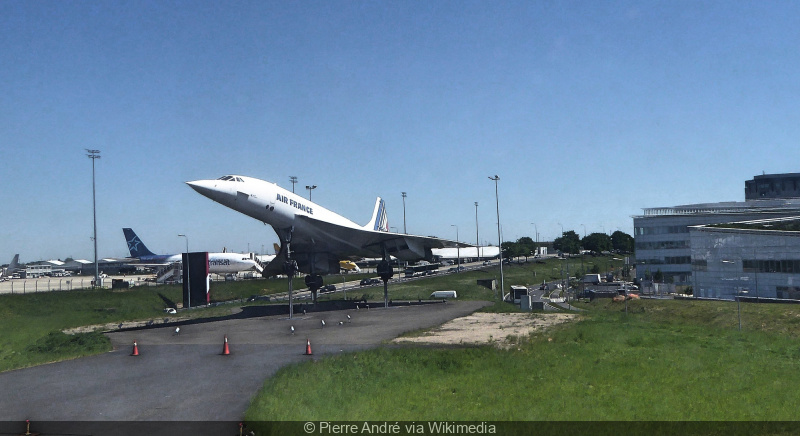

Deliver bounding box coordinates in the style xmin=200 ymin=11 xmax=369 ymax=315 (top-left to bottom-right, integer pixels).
xmin=86 ymin=149 xmax=100 ymax=288
xmin=289 ymin=176 xmax=298 ymax=193
xmin=178 ymin=234 xmax=190 ymax=308
xmin=305 ymin=185 xmax=317 ymax=201
xmin=475 ymin=202 xmax=480 ymax=260
xmin=489 ymin=175 xmax=504 ymax=300
xmin=451 ymin=225 xmax=460 ymax=272
xmin=402 ymin=192 xmax=407 ymax=234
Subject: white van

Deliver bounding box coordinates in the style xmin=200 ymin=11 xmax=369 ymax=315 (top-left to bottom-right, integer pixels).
xmin=430 ymin=290 xmax=457 ymax=299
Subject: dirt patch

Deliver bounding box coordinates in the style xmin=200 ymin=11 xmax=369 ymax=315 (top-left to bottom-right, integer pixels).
xmin=393 ymin=312 xmax=578 ymax=347
xmin=62 ymin=317 xmax=190 ymax=335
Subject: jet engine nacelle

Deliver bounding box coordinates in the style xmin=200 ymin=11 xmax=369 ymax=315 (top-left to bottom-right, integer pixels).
xmin=293 ymin=252 xmax=340 ymax=276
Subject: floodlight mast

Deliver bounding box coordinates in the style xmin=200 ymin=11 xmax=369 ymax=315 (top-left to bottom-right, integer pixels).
xmin=86 ymin=149 xmax=100 ymax=288
xmin=489 ymin=175 xmax=504 ymax=301
xmin=402 ymin=192 xmax=407 ymax=234
xmin=475 ymin=202 xmax=480 ymax=259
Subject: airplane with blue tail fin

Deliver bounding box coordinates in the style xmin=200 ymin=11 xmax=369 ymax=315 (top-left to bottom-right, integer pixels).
xmin=122 ymin=228 xmax=264 ymax=274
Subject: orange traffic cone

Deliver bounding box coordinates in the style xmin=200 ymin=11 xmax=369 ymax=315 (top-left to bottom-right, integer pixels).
xmin=131 ymin=340 xmax=139 ymax=356
xmin=304 ymin=338 xmax=313 ymax=355
xmin=221 ymin=335 xmax=231 ymax=355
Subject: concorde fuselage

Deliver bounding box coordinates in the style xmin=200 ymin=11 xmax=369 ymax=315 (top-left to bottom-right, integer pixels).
xmin=187 ymin=175 xmax=363 ymax=233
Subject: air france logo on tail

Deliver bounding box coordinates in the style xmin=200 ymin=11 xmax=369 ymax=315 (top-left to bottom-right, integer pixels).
xmin=374 ymin=199 xmax=389 ymax=232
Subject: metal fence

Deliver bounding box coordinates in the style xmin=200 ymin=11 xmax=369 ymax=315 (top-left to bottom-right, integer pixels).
xmin=0 ymin=277 xmax=161 ymax=294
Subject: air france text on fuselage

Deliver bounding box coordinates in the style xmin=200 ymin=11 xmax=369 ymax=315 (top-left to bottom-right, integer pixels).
xmin=276 ymin=194 xmax=313 ymax=215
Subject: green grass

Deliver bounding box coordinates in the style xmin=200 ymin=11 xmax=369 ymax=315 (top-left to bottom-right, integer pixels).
xmin=319 ymin=256 xmax=623 ymax=303
xmin=0 ymin=279 xmax=280 ymax=371
xmin=245 ymin=298 xmax=800 ymax=422
xmin=0 ymin=256 xmax=619 ymax=372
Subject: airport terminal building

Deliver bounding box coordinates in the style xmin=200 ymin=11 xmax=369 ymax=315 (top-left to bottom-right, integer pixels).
xmin=690 ymin=217 xmax=800 ymax=300
xmin=633 ymin=172 xmax=800 ymax=300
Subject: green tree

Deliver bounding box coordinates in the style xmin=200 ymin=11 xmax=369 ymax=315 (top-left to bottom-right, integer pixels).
xmin=653 ymin=269 xmax=664 ymax=283
xmin=516 ymin=237 xmax=537 ymax=260
xmin=611 ymin=231 xmax=634 ymax=253
xmin=501 ymin=241 xmax=520 ymax=260
xmin=581 ymin=232 xmax=612 ymax=254
xmin=553 ymin=230 xmax=581 ymax=255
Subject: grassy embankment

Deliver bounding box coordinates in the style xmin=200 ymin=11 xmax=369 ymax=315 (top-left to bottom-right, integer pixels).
xmin=0 ymin=274 xmax=352 ymax=372
xmin=0 ymin=255 xmax=619 ymax=373
xmin=245 ymin=298 xmax=800 ymax=422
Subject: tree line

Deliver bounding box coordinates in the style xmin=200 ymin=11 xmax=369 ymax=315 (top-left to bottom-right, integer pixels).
xmin=500 ymin=230 xmax=634 ymax=260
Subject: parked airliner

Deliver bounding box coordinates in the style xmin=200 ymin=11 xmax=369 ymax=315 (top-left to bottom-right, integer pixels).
xmin=123 ymin=228 xmax=262 ymax=274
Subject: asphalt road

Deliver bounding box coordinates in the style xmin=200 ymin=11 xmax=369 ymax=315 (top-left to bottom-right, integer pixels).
xmin=0 ymin=300 xmax=489 ymax=424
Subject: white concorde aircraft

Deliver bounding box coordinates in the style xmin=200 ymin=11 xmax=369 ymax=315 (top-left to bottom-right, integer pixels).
xmin=186 ymin=175 xmax=467 ymax=276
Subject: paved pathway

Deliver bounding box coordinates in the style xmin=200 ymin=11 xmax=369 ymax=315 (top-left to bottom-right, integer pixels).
xmin=0 ymin=301 xmax=489 ymax=425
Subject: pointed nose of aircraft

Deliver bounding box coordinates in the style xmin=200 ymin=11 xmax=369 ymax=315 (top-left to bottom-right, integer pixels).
xmin=186 ymin=179 xmax=216 ymax=198
xmin=186 ymin=179 xmax=233 ymax=205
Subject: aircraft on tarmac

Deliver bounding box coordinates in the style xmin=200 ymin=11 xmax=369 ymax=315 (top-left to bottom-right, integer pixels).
xmin=186 ymin=175 xmax=468 ymax=280
xmin=0 ymin=254 xmax=20 ymax=280
xmin=339 ymin=260 xmax=361 ymax=273
xmin=122 ymin=228 xmax=264 ymax=274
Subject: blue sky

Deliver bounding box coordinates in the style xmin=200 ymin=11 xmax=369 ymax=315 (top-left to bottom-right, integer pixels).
xmin=2 ymin=1 xmax=799 ymax=263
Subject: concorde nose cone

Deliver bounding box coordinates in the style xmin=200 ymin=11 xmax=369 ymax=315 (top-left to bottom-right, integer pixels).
xmin=186 ymin=180 xmax=217 ymax=199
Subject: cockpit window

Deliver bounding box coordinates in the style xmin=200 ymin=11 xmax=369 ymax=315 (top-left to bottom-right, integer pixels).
xmin=216 ymin=175 xmax=244 ymax=182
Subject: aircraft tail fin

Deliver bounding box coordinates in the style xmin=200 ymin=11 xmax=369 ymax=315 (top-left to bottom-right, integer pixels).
xmin=3 ymin=254 xmax=19 ymax=276
xmin=123 ymin=228 xmax=156 ymax=258
xmin=364 ymin=197 xmax=389 ymax=232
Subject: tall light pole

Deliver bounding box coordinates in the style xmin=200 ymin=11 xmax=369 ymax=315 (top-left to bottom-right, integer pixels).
xmin=401 ymin=192 xmax=407 ymax=234
xmin=305 ymin=185 xmax=316 ymax=201
xmin=451 ymin=224 xmax=460 ymax=272
xmin=289 ymin=176 xmax=298 ymax=193
xmin=475 ymin=202 xmax=480 ymax=260
xmin=86 ymin=149 xmax=100 ymax=288
xmin=531 ymin=222 xmax=538 ymax=256
xmin=489 ymin=175 xmax=504 ymax=301
xmin=178 ymin=234 xmax=190 ymax=308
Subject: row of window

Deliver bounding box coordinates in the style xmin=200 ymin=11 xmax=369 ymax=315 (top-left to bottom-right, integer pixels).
xmin=635 ymin=226 xmax=689 ymax=236
xmin=635 ymin=240 xmax=690 ymax=250
xmin=638 ymin=256 xmax=692 ymax=265
xmin=743 ymin=259 xmax=800 ymax=274
xmin=217 ymin=175 xmax=244 ymax=182
xmin=693 ymin=259 xmax=800 ymax=274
